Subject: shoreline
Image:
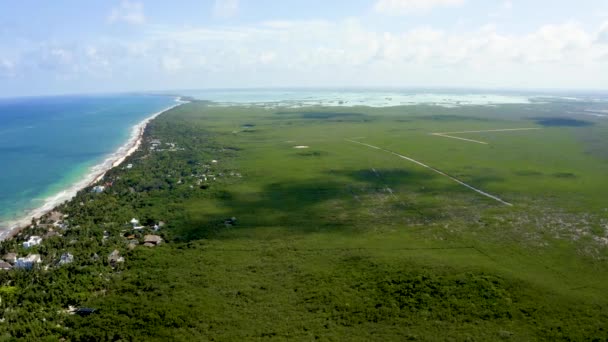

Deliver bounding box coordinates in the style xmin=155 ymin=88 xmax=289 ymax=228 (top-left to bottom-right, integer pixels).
xmin=0 ymin=96 xmax=188 ymax=241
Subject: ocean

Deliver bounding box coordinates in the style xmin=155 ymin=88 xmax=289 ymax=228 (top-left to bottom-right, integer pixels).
xmin=0 ymin=94 xmax=176 ymax=231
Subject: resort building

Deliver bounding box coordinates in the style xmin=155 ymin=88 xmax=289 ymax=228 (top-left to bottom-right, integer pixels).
xmin=3 ymin=253 xmax=17 ymax=264
xmin=130 ymin=218 xmax=144 ymax=230
xmin=23 ymin=236 xmax=42 ymax=248
xmin=143 ymin=235 xmax=162 ymax=247
xmin=92 ymin=185 xmax=105 ymax=193
xmin=15 ymin=254 xmax=42 ymax=269
xmin=0 ymin=261 xmax=12 ymax=271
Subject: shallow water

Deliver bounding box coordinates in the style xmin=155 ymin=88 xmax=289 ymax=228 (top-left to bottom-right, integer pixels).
xmin=181 ymin=89 xmax=537 ymax=107
xmin=0 ymin=94 xmax=175 ymax=227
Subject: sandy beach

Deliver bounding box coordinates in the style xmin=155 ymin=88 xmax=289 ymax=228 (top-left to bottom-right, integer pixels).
xmin=0 ymin=96 xmax=188 ymax=241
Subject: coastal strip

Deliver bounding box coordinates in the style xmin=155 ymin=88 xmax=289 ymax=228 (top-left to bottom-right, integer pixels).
xmin=0 ymin=97 xmax=189 ymax=241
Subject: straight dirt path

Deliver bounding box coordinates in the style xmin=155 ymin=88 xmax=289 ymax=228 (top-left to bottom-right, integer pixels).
xmin=346 ymin=139 xmax=513 ymax=206
xmin=431 ymin=127 xmax=541 ymax=145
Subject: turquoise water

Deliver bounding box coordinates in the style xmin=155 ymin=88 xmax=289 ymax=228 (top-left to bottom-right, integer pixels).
xmin=0 ymin=94 xmax=175 ymax=227
xmin=181 ymin=88 xmax=535 ymax=107
xmin=182 ymin=88 xmax=608 ymax=107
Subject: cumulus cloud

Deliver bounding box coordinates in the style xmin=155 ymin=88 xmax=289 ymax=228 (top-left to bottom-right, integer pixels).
xmin=374 ymin=0 xmax=466 ymax=15
xmin=213 ymin=0 xmax=239 ymax=18
xmin=108 ymin=1 xmax=145 ymax=25
xmin=140 ymin=19 xmax=608 ymax=88
xmin=6 ymin=18 xmax=608 ymax=90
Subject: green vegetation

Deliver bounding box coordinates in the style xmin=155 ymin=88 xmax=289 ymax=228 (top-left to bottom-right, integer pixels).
xmin=1 ymin=99 xmax=608 ymax=341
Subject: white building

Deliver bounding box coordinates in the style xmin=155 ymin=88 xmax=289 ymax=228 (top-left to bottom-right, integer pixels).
xmin=92 ymin=185 xmax=105 ymax=193
xmin=23 ymin=236 xmax=42 ymax=248
xmin=130 ymin=218 xmax=143 ymax=230
xmin=15 ymin=254 xmax=41 ymax=269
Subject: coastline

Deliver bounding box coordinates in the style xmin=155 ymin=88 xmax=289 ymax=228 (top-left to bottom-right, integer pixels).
xmin=0 ymin=96 xmax=188 ymax=241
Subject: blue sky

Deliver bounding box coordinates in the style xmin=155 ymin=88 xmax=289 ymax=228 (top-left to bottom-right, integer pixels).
xmin=1 ymin=0 xmax=608 ymax=96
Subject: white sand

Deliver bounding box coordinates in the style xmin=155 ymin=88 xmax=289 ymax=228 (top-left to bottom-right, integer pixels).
xmin=0 ymin=97 xmax=189 ymax=240
xmin=293 ymin=145 xmax=309 ymax=149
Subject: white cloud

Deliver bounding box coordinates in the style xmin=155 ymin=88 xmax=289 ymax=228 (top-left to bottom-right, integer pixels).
xmin=598 ymin=21 xmax=608 ymax=43
xmin=161 ymin=56 xmax=183 ymax=72
xmin=34 ymin=47 xmax=75 ymax=71
xmin=50 ymin=48 xmax=73 ymax=64
xmin=7 ymin=18 xmax=608 ymax=91
xmin=108 ymin=1 xmax=145 ymax=25
xmin=143 ymin=19 xmax=600 ymax=76
xmin=374 ymin=0 xmax=466 ymax=15
xmin=213 ymin=0 xmax=239 ymax=18
xmin=84 ymin=47 xmax=110 ymax=73
xmin=0 ymin=59 xmax=16 ymax=77
xmin=259 ymin=51 xmax=277 ymax=64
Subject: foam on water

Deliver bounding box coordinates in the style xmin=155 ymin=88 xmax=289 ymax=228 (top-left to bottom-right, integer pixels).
xmin=0 ymin=95 xmax=182 ymax=238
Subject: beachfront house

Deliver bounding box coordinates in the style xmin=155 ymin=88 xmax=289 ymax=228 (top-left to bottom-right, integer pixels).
xmin=92 ymin=185 xmax=105 ymax=193
xmin=52 ymin=220 xmax=66 ymax=228
xmin=3 ymin=253 xmax=17 ymax=264
xmin=150 ymin=139 xmax=161 ymax=150
xmin=44 ymin=231 xmax=60 ymax=239
xmin=15 ymin=254 xmax=42 ymax=269
xmin=0 ymin=261 xmax=12 ymax=271
xmin=23 ymin=236 xmax=42 ymax=248
xmin=59 ymin=252 xmax=74 ymax=265
xmin=48 ymin=211 xmax=63 ymax=222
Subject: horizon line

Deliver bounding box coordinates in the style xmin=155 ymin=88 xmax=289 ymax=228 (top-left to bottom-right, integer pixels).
xmin=2 ymin=85 xmax=608 ymax=100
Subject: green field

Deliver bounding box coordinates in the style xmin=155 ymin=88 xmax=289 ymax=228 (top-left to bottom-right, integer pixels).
xmin=2 ymin=99 xmax=608 ymax=341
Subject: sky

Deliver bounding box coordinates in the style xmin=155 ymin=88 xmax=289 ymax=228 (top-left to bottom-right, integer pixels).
xmin=1 ymin=0 xmax=608 ymax=96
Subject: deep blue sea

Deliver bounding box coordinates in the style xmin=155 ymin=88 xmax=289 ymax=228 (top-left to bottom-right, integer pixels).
xmin=0 ymin=94 xmax=176 ymax=230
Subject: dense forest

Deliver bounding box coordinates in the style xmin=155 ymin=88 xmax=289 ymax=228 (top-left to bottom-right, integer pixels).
xmin=1 ymin=101 xmax=607 ymax=341
xmin=0 ymin=102 xmax=241 ymax=340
